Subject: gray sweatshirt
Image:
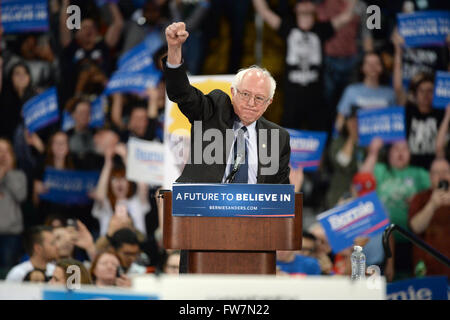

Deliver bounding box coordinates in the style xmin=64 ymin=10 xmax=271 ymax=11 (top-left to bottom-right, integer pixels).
xmin=0 ymin=170 xmax=27 ymax=234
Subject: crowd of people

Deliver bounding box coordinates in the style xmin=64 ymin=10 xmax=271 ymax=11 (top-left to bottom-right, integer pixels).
xmin=0 ymin=0 xmax=449 ymax=289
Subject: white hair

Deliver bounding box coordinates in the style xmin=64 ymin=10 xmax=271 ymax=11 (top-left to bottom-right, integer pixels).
xmin=231 ymin=65 xmax=276 ymax=99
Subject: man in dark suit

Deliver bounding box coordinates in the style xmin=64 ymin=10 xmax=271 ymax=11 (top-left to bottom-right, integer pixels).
xmin=164 ymin=22 xmax=291 ymax=272
xmin=164 ymin=22 xmax=291 ymax=185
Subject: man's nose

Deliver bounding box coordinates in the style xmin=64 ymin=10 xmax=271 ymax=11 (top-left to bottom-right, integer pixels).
xmin=246 ymin=96 xmax=256 ymax=107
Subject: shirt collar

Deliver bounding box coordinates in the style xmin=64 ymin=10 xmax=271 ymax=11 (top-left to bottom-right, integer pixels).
xmin=233 ymin=120 xmax=256 ymax=138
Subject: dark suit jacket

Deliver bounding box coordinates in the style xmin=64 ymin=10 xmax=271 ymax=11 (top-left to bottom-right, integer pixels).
xmin=164 ymin=60 xmax=291 ymax=184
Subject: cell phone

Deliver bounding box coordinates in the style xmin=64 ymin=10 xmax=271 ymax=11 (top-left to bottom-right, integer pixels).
xmin=116 ymin=266 xmax=124 ymax=278
xmin=66 ymin=219 xmax=78 ymax=230
xmin=438 ymin=180 xmax=449 ymax=191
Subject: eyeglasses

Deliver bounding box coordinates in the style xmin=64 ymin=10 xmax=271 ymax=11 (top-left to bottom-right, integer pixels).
xmin=235 ymin=89 xmax=269 ymax=106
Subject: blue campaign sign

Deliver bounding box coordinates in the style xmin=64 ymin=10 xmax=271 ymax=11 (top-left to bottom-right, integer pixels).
xmin=397 ymin=11 xmax=450 ymax=48
xmin=172 ymin=184 xmax=295 ymax=218
xmin=104 ymin=70 xmax=162 ymax=95
xmin=61 ymin=111 xmax=75 ymax=132
xmin=433 ymin=71 xmax=450 ymax=109
xmin=357 ymin=107 xmax=406 ymax=147
xmin=118 ymin=32 xmax=163 ymax=73
xmin=317 ymin=192 xmax=390 ymax=254
xmin=286 ymin=129 xmax=327 ymax=171
xmin=1 ymin=0 xmax=49 ymax=34
xmin=42 ymin=289 xmax=159 ymax=300
xmin=39 ymin=168 xmax=100 ymax=205
xmin=61 ymin=95 xmax=106 ymax=131
xmin=386 ymin=276 xmax=448 ymax=300
xmin=22 ymin=87 xmax=59 ymax=133
xmin=90 ymin=95 xmax=106 ymax=128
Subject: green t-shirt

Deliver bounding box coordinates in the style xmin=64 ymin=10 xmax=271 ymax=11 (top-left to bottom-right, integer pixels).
xmin=374 ymin=163 xmax=430 ymax=242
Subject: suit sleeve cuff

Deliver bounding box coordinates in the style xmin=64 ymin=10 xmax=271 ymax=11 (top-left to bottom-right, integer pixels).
xmin=166 ymin=61 xmax=183 ymax=69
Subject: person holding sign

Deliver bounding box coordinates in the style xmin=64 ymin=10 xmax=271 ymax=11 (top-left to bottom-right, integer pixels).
xmin=335 ymin=51 xmax=396 ymax=132
xmin=392 ymin=30 xmax=447 ymax=170
xmin=33 ymin=131 xmax=74 ymax=220
xmin=0 ymin=61 xmax=37 ymax=142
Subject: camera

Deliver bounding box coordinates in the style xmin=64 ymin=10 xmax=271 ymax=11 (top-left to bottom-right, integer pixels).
xmin=438 ymin=180 xmax=449 ymax=191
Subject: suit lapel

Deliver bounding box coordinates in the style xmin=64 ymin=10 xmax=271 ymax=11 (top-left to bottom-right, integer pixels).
xmin=218 ymin=100 xmax=238 ymax=181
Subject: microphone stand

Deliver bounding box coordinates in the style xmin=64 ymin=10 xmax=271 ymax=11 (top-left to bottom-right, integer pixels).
xmin=225 ymin=154 xmax=243 ymax=183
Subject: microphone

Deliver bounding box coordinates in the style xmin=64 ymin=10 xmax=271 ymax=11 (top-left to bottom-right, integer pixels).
xmin=226 ymin=153 xmax=244 ymax=183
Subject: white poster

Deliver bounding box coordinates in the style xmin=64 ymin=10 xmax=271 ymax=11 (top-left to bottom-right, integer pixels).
xmin=127 ymin=137 xmax=164 ymax=186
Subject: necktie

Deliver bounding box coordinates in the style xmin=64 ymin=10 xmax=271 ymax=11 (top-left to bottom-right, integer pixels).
xmin=230 ymin=126 xmax=248 ymax=183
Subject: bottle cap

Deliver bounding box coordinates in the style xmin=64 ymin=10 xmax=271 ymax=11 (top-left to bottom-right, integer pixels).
xmin=354 ymin=245 xmax=362 ymax=252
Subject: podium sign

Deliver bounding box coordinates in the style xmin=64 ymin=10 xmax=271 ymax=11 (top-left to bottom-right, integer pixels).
xmin=172 ymin=184 xmax=295 ymax=218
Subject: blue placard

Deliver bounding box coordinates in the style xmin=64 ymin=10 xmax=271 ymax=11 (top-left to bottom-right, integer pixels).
xmin=357 ymin=107 xmax=406 ymax=147
xmin=317 ymin=192 xmax=390 ymax=254
xmin=61 ymin=111 xmax=75 ymax=132
xmin=62 ymin=95 xmax=106 ymax=131
xmin=42 ymin=289 xmax=158 ymax=300
xmin=397 ymin=11 xmax=450 ymax=48
xmin=172 ymin=184 xmax=295 ymax=218
xmin=106 ymin=32 xmax=163 ymax=96
xmin=39 ymin=168 xmax=100 ymax=205
xmin=104 ymin=70 xmax=161 ymax=95
xmin=22 ymin=87 xmax=59 ymax=133
xmin=118 ymin=32 xmax=163 ymax=73
xmin=386 ymin=276 xmax=448 ymax=300
xmin=287 ymin=129 xmax=327 ymax=171
xmin=1 ymin=0 xmax=49 ymax=34
xmin=433 ymin=71 xmax=450 ymax=109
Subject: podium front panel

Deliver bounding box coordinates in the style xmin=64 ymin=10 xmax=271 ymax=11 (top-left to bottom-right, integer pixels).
xmin=163 ymin=192 xmax=302 ymax=251
xmin=188 ymin=251 xmax=276 ymax=274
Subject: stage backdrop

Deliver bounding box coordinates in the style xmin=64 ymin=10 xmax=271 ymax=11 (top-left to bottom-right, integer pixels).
xmin=164 ymin=75 xmax=234 ymax=188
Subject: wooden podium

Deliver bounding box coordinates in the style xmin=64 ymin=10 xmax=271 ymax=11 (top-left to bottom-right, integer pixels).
xmin=162 ymin=191 xmax=302 ymax=274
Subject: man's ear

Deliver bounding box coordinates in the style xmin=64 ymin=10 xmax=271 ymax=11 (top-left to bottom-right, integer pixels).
xmin=230 ymin=87 xmax=235 ymax=97
xmin=33 ymin=243 xmax=42 ymax=256
xmin=264 ymin=98 xmax=273 ymax=111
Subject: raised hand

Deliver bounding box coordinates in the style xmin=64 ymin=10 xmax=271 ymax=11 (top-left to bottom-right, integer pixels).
xmin=165 ymin=22 xmax=189 ymax=48
xmin=165 ymin=22 xmax=189 ymax=65
xmin=72 ymin=220 xmax=97 ymax=260
xmin=368 ymin=137 xmax=383 ymax=155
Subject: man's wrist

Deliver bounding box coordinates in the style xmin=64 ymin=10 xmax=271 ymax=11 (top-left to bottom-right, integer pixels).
xmin=167 ymin=47 xmax=183 ymax=66
xmin=166 ymin=60 xmax=182 ymax=68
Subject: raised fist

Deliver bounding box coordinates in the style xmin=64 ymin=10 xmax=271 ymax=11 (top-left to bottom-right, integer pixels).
xmin=165 ymin=22 xmax=189 ymax=47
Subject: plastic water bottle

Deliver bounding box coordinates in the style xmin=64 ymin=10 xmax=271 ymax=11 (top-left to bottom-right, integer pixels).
xmin=351 ymin=246 xmax=366 ymax=280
